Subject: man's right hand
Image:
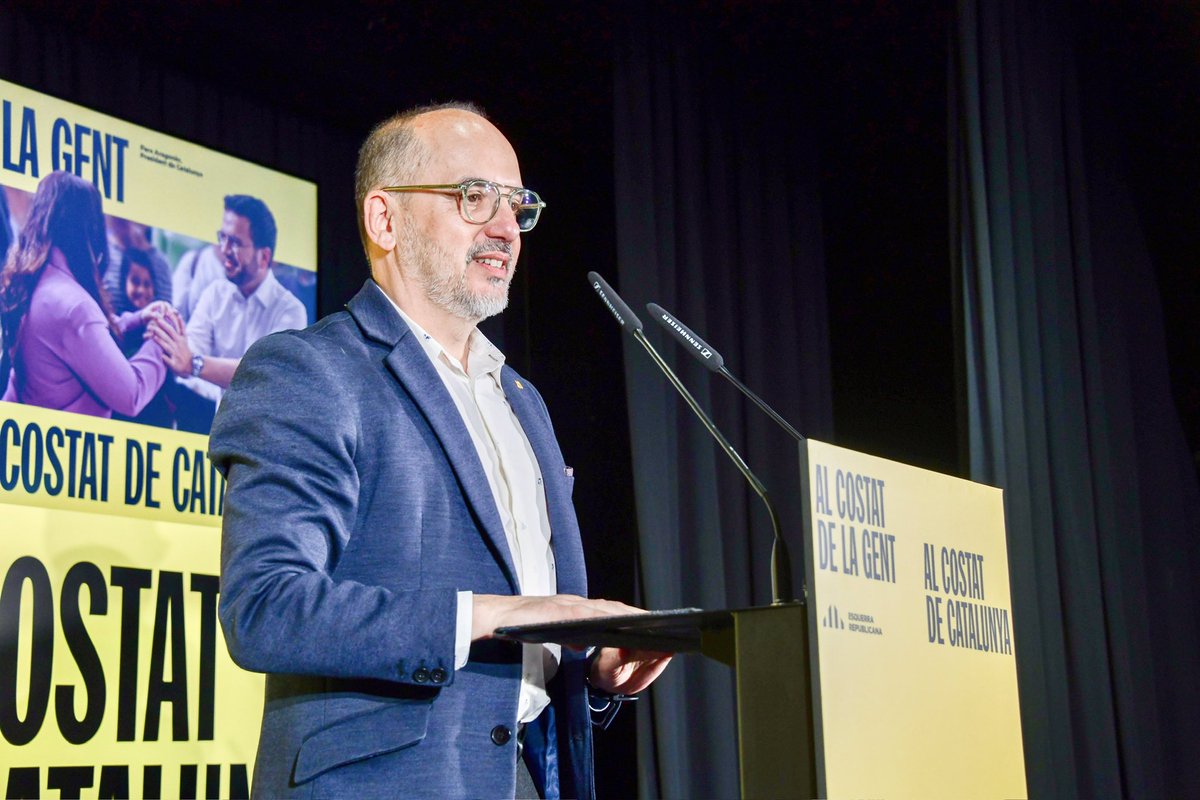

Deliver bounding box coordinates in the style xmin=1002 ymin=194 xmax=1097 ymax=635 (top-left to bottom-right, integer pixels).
xmin=470 ymin=594 xmax=642 ymax=642
xmin=147 ymin=310 xmax=194 ymax=376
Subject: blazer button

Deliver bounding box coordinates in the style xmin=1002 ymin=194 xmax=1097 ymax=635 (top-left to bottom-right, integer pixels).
xmin=430 ymin=668 xmax=447 ymax=684
xmin=413 ymin=668 xmax=430 ymax=683
xmin=490 ymin=725 xmax=512 ymax=746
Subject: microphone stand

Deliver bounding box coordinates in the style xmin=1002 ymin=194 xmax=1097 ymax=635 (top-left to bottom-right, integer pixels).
xmin=589 ymin=272 xmax=794 ymax=605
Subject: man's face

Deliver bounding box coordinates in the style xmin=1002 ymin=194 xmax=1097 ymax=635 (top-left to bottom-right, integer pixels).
xmin=397 ymin=112 xmax=524 ymax=321
xmin=218 ymin=211 xmax=268 ymax=289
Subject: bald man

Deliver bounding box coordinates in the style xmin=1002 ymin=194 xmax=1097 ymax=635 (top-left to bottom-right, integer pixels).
xmin=210 ymin=103 xmax=670 ymax=799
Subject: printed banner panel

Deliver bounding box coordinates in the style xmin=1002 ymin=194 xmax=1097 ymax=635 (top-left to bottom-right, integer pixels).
xmin=2 ymin=78 xmax=318 ymax=797
xmin=1 ymin=505 xmax=261 ymax=799
xmin=805 ymin=439 xmax=1026 ymax=799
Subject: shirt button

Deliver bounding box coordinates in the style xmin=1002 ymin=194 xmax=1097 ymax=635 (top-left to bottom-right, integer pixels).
xmin=490 ymin=725 xmax=512 ymax=746
xmin=430 ymin=668 xmax=447 ymax=684
xmin=413 ymin=668 xmax=430 ymax=683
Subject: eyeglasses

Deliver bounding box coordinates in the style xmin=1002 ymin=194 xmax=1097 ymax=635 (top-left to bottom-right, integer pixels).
xmin=382 ymin=179 xmax=546 ymax=232
xmin=216 ymin=230 xmax=257 ymax=250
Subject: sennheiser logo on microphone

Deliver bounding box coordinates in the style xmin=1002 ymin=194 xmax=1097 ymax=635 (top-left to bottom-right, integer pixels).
xmin=592 ymin=281 xmax=625 ymax=327
xmin=659 ymin=312 xmax=713 ymax=360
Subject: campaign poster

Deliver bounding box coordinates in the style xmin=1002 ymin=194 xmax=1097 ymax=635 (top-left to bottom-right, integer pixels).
xmin=0 ymin=79 xmax=317 ymax=798
xmin=802 ymin=439 xmax=1027 ymax=799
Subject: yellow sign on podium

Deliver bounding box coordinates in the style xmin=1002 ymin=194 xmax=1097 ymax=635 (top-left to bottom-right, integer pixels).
xmin=802 ymin=439 xmax=1026 ymax=799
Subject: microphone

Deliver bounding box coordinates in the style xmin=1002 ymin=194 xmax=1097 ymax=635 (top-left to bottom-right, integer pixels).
xmin=588 ymin=272 xmax=794 ymax=605
xmin=646 ymin=303 xmax=805 ymax=443
xmin=588 ymin=271 xmax=643 ymax=334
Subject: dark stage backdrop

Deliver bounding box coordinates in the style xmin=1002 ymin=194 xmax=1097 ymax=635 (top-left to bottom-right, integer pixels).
xmin=612 ymin=8 xmax=835 ymax=798
xmin=952 ymin=1 xmax=1200 ymax=797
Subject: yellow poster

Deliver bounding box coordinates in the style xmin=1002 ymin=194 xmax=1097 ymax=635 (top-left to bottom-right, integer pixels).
xmin=804 ymin=439 xmax=1026 ymax=799
xmin=1 ymin=79 xmax=316 ymax=797
xmin=0 ymin=504 xmax=261 ymax=799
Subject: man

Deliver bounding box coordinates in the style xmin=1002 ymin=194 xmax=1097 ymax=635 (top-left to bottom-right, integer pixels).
xmin=209 ymin=103 xmax=670 ymax=799
xmin=152 ymin=195 xmax=306 ymax=431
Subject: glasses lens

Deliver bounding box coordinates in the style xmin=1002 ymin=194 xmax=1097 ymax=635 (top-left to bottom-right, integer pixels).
xmin=513 ymin=189 xmax=542 ymax=231
xmin=460 ymin=180 xmax=500 ymax=224
xmin=217 ymin=230 xmax=248 ymax=249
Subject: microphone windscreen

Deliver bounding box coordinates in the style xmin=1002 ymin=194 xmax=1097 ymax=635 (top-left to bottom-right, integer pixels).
xmin=647 ymin=303 xmax=725 ymax=371
xmin=587 ymin=272 xmax=644 ymax=333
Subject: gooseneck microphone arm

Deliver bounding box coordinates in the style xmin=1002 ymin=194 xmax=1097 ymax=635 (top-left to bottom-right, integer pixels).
xmin=646 ymin=303 xmax=805 ymax=444
xmin=588 ymin=272 xmax=794 ymax=605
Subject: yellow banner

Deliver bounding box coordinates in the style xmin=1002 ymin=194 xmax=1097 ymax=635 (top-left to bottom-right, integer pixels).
xmin=804 ymin=439 xmax=1026 ymax=799
xmin=0 ymin=505 xmax=262 ymax=798
xmin=0 ymin=79 xmax=316 ymax=271
xmin=1 ymin=403 xmax=224 ymax=528
xmin=0 ymin=77 xmax=317 ymax=797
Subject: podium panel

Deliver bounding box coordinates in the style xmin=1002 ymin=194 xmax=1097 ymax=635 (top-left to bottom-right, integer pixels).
xmin=800 ymin=439 xmax=1026 ymax=799
xmin=718 ymin=605 xmax=813 ymax=799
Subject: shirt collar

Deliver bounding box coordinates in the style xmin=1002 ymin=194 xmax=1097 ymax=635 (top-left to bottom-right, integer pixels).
xmin=381 ymin=290 xmax=506 ymax=379
xmin=240 ymin=269 xmax=281 ymax=308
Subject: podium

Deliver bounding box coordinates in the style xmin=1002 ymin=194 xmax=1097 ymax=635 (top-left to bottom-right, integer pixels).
xmin=498 ymin=603 xmax=815 ymax=799
xmin=501 ymin=439 xmax=1027 ymax=799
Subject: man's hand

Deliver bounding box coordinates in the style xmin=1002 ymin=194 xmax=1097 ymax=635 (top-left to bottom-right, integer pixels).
xmin=148 ymin=307 xmax=194 ymax=376
xmin=471 ymin=593 xmax=642 ymax=641
xmin=471 ymin=594 xmax=673 ymax=696
xmin=588 ymin=646 xmax=672 ymax=695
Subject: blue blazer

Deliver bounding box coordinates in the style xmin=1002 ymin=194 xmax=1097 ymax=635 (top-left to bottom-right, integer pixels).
xmin=211 ymin=281 xmax=596 ymax=799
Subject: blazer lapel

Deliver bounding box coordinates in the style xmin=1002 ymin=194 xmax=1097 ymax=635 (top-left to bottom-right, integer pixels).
xmin=500 ymin=366 xmax=587 ymax=597
xmin=346 ymin=281 xmax=520 ymax=593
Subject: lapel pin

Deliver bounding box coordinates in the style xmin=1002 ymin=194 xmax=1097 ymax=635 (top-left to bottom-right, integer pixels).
xmin=514 ymin=380 xmax=524 ymax=389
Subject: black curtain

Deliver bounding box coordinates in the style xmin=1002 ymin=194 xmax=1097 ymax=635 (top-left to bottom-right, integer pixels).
xmin=0 ymin=8 xmax=363 ymax=318
xmin=613 ymin=9 xmax=834 ymax=798
xmin=952 ymin=1 xmax=1200 ymax=797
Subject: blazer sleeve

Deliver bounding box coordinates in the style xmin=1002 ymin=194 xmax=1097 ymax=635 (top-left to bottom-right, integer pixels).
xmin=210 ymin=331 xmax=458 ymax=686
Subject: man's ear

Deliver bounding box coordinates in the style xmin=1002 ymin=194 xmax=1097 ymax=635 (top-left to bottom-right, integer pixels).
xmin=363 ymin=191 xmax=398 ymax=251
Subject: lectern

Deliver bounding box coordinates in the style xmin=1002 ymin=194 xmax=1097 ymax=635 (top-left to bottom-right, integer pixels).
xmin=502 ymin=439 xmax=1029 ymax=800
xmin=498 ymin=602 xmax=815 ymax=799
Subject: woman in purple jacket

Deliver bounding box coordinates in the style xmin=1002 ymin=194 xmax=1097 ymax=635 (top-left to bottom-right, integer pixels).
xmin=0 ymin=171 xmax=183 ymax=418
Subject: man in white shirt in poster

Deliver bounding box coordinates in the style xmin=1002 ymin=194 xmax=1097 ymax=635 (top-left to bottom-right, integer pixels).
xmin=151 ymin=194 xmax=306 ymax=430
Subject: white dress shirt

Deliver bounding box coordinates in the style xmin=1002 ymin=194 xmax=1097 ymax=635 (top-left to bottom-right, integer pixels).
xmin=181 ymin=269 xmax=307 ymax=402
xmin=390 ymin=302 xmax=560 ymax=725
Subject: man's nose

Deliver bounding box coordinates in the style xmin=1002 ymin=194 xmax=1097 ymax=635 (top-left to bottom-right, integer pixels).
xmin=483 ymin=202 xmax=521 ymax=242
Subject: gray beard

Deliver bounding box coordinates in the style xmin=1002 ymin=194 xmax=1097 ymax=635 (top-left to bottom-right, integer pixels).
xmin=404 ymin=223 xmax=510 ymax=321
xmin=425 ymin=266 xmax=509 ymax=321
